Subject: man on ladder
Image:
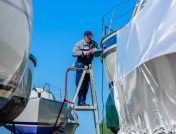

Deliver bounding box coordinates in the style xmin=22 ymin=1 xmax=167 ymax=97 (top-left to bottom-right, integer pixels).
xmin=72 ymin=31 xmax=98 ymax=106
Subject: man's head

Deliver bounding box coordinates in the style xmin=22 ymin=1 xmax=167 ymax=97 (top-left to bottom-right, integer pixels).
xmin=84 ymin=31 xmax=93 ymax=43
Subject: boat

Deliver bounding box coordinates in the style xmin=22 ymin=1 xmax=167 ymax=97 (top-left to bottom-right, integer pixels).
xmin=4 ymin=87 xmax=79 ymax=134
xmin=100 ymin=0 xmax=137 ymax=133
xmin=102 ymin=0 xmax=176 ymax=133
xmin=101 ymin=0 xmax=139 ymax=115
xmin=0 ymin=0 xmax=33 ymax=124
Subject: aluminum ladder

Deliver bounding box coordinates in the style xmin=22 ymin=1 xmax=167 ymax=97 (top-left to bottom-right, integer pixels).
xmin=64 ymin=65 xmax=100 ymax=134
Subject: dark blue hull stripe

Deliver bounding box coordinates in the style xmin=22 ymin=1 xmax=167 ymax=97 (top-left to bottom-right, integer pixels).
xmin=4 ymin=122 xmax=60 ymax=134
xmin=11 ymin=121 xmax=52 ymax=125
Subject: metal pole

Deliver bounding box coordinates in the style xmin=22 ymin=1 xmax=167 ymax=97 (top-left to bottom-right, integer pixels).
xmin=108 ymin=8 xmax=115 ymax=34
xmin=102 ymin=16 xmax=105 ymax=37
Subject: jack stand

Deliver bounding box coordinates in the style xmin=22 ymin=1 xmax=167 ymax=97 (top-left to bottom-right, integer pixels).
xmin=12 ymin=122 xmax=17 ymax=134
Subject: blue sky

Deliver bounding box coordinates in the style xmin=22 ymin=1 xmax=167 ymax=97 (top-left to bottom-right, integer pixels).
xmin=0 ymin=0 xmax=136 ymax=133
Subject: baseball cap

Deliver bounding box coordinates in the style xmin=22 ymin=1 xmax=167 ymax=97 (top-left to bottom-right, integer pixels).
xmin=84 ymin=31 xmax=93 ymax=37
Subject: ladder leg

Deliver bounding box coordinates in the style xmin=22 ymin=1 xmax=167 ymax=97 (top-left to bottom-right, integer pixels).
xmin=72 ymin=67 xmax=87 ymax=104
xmin=89 ymin=67 xmax=100 ymax=134
xmin=94 ymin=109 xmax=100 ymax=134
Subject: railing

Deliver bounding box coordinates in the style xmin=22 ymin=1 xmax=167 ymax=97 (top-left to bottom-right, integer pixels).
xmin=64 ymin=67 xmax=87 ymax=104
xmin=102 ymin=0 xmax=140 ymax=37
xmin=42 ymin=83 xmax=64 ymax=101
xmin=41 ymin=67 xmax=88 ymax=104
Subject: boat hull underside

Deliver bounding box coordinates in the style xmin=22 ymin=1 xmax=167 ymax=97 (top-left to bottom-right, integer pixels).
xmin=117 ymin=53 xmax=176 ymax=133
xmin=0 ymin=58 xmax=34 ymax=124
xmin=0 ymin=96 xmax=28 ymax=124
xmin=5 ymin=121 xmax=79 ymax=134
xmin=62 ymin=123 xmax=79 ymax=134
xmin=5 ymin=124 xmax=58 ymax=134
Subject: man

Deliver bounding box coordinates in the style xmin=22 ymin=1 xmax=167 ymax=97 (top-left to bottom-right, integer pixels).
xmin=72 ymin=31 xmax=98 ymax=106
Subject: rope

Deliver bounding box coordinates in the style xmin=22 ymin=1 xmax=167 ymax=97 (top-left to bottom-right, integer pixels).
xmin=113 ymin=7 xmax=135 ymax=21
xmin=103 ymin=0 xmax=133 ymax=16
xmin=51 ymin=100 xmax=65 ymax=134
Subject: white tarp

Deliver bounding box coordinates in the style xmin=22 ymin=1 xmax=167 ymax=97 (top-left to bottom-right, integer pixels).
xmin=115 ymin=0 xmax=176 ymax=133
xmin=117 ymin=0 xmax=176 ymax=81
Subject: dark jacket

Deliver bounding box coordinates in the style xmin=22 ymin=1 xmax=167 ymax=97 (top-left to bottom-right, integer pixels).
xmin=72 ymin=39 xmax=98 ymax=65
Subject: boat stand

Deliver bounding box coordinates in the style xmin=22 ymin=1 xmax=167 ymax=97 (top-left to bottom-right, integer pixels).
xmin=64 ymin=65 xmax=100 ymax=134
xmin=12 ymin=122 xmax=17 ymax=134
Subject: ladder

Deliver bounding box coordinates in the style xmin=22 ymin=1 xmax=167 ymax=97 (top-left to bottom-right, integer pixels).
xmin=64 ymin=64 xmax=100 ymax=134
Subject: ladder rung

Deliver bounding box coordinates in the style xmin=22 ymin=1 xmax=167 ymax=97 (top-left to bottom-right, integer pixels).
xmin=73 ymin=106 xmax=96 ymax=111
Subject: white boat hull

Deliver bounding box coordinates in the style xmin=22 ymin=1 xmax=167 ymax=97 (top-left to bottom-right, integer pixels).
xmin=101 ymin=32 xmax=118 ymax=107
xmin=5 ymin=89 xmax=79 ymax=134
xmin=6 ymin=98 xmax=68 ymax=134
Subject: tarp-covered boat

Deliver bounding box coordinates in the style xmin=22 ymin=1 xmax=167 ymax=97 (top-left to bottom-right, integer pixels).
xmin=115 ymin=0 xmax=176 ymax=133
xmin=0 ymin=0 xmax=33 ymax=123
xmin=102 ymin=0 xmax=176 ymax=133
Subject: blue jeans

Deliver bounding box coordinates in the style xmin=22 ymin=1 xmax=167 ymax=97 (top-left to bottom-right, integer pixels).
xmin=75 ymin=62 xmax=90 ymax=105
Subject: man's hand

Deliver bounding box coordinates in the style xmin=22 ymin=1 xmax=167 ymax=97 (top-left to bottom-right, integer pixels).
xmin=83 ymin=49 xmax=93 ymax=55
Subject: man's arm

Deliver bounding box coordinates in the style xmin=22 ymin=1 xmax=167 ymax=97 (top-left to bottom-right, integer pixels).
xmin=72 ymin=41 xmax=83 ymax=57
